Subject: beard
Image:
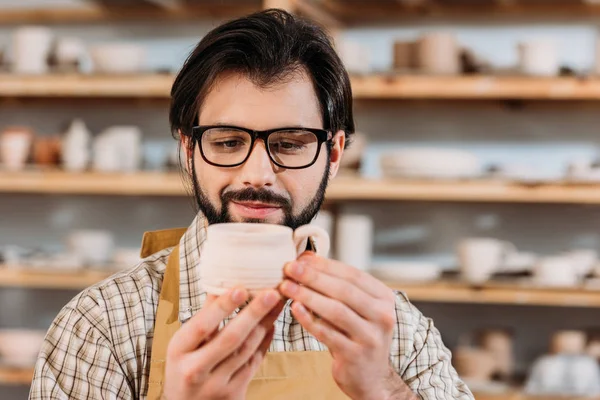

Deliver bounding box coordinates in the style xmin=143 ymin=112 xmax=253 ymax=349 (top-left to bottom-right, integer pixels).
xmin=190 ymin=160 xmax=330 ymax=231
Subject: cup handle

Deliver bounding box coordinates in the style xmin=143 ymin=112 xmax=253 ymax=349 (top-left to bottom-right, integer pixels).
xmin=293 ymin=225 xmax=330 ymax=258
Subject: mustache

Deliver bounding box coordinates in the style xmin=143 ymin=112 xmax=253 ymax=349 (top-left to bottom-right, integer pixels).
xmin=221 ymin=187 xmax=292 ymax=209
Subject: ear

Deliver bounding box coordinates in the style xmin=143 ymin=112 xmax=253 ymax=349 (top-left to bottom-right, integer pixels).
xmin=328 ymin=130 xmax=345 ymax=179
xmin=179 ymin=130 xmax=194 ymax=174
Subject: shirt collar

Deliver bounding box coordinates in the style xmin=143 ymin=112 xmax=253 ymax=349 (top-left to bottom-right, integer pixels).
xmin=178 ymin=213 xmax=208 ymax=323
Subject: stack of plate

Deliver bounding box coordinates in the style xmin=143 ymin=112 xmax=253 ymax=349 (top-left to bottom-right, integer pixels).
xmin=380 ymin=148 xmax=481 ymax=180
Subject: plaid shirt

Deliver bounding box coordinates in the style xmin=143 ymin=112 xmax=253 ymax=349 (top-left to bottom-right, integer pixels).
xmin=30 ymin=214 xmax=473 ymax=399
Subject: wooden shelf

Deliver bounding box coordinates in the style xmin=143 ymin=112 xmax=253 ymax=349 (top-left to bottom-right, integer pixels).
xmin=390 ymin=280 xmax=600 ymax=308
xmin=350 ymin=75 xmax=600 ymax=101
xmin=0 ymin=74 xmax=174 ymax=99
xmin=0 ymin=367 xmax=33 ymax=386
xmin=2 ymin=264 xmax=600 ymax=309
xmin=0 ymin=170 xmax=185 ymax=196
xmin=3 ymin=74 xmax=600 ymax=101
xmin=0 ymin=267 xmax=114 ymax=290
xmin=0 ymin=2 xmax=262 ymax=24
xmin=5 ymin=172 xmax=600 ymax=205
xmin=313 ymin=0 xmax=600 ymax=25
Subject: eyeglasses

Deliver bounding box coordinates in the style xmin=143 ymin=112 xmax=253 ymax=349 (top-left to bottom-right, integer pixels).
xmin=187 ymin=125 xmax=332 ymax=169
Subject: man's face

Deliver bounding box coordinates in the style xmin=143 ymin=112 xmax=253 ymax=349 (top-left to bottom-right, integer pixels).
xmin=187 ymin=71 xmax=345 ymax=229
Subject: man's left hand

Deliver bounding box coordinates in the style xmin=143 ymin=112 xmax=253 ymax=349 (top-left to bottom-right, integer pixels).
xmin=279 ymin=252 xmax=413 ymax=400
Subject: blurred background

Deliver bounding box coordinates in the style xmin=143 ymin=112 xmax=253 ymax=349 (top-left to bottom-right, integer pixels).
xmin=3 ymin=0 xmax=600 ymax=398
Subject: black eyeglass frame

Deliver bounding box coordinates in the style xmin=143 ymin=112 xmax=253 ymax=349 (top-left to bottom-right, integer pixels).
xmin=187 ymin=125 xmax=333 ymax=169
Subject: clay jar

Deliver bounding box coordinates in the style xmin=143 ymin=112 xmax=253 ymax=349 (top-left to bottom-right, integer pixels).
xmin=478 ymin=329 xmax=514 ymax=380
xmin=453 ymin=346 xmax=496 ymax=381
xmin=199 ymin=223 xmax=330 ymax=295
xmin=33 ymin=136 xmax=61 ymax=166
xmin=0 ymin=126 xmax=33 ymax=171
xmin=551 ymin=330 xmax=587 ymax=355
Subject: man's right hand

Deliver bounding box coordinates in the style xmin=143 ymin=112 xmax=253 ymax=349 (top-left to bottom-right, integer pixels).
xmin=163 ymin=287 xmax=283 ymax=400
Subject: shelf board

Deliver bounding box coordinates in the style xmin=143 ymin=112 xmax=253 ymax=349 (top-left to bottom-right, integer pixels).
xmin=0 ymin=74 xmax=174 ymax=99
xmin=0 ymin=2 xmax=262 ymax=24
xmin=392 ymin=280 xmax=600 ymax=308
xmin=0 ymin=170 xmax=185 ymax=196
xmin=2 ymin=266 xmax=600 ymax=309
xmin=0 ymin=267 xmax=114 ymax=290
xmin=5 ymin=172 xmax=600 ymax=205
xmin=3 ymin=74 xmax=600 ymax=100
xmin=0 ymin=367 xmax=33 ymax=386
xmin=350 ymin=75 xmax=600 ymax=100
xmin=316 ymin=0 xmax=600 ymax=25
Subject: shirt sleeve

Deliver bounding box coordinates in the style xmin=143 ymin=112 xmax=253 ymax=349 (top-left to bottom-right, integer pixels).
xmin=393 ymin=292 xmax=474 ymax=400
xmin=29 ymin=296 xmax=134 ymax=400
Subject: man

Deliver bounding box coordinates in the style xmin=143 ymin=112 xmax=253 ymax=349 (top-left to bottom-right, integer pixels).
xmin=30 ymin=9 xmax=473 ymax=400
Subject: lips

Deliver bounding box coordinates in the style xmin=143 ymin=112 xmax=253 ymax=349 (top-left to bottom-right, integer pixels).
xmin=230 ymin=201 xmax=282 ymax=219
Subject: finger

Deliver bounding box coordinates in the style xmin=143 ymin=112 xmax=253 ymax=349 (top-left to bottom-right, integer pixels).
xmin=283 ymin=261 xmax=379 ymax=321
xmin=259 ymin=299 xmax=285 ymax=329
xmin=199 ymin=289 xmax=281 ymax=368
xmin=169 ymin=287 xmax=249 ymax=355
xmin=289 ymin=252 xmax=391 ymax=300
xmin=280 ymin=280 xmax=372 ymax=343
xmin=258 ymin=326 xmax=275 ymax=355
xmin=291 ymin=301 xmax=356 ymax=355
xmin=212 ymin=325 xmax=266 ymax=381
xmin=229 ymin=350 xmax=264 ymax=388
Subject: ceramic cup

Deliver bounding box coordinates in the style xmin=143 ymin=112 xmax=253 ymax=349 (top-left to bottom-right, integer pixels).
xmin=11 ymin=26 xmax=53 ymax=74
xmin=453 ymin=346 xmax=496 ymax=381
xmin=565 ymin=249 xmax=597 ymax=278
xmin=458 ymin=238 xmax=515 ymax=284
xmin=67 ymin=230 xmax=115 ymax=267
xmin=518 ymin=39 xmax=558 ymax=77
xmin=0 ymin=127 xmax=33 ymax=171
xmin=199 ymin=223 xmax=330 ymax=295
xmin=533 ymin=256 xmax=578 ymax=287
xmin=551 ymin=330 xmax=587 ymax=355
xmin=417 ymin=32 xmax=460 ymax=75
xmin=336 ymin=213 xmax=373 ymax=271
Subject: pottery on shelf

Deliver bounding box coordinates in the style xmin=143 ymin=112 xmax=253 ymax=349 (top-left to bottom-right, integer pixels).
xmin=0 ymin=126 xmax=34 ymax=171
xmin=62 ymin=119 xmax=91 ymax=172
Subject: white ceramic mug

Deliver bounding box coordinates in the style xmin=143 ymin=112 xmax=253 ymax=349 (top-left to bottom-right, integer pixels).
xmin=458 ymin=238 xmax=515 ymax=284
xmin=11 ymin=26 xmax=53 ymax=74
xmin=199 ymin=223 xmax=330 ymax=295
xmin=336 ymin=213 xmax=373 ymax=271
xmin=518 ymin=39 xmax=558 ymax=77
xmin=417 ymin=32 xmax=460 ymax=75
xmin=0 ymin=127 xmax=33 ymax=171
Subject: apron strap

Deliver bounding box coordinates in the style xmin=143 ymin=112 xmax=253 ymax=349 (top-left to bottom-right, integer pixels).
xmin=147 ymin=245 xmax=181 ymax=400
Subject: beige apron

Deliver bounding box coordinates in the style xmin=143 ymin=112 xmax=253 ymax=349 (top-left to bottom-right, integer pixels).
xmin=142 ymin=228 xmax=348 ymax=400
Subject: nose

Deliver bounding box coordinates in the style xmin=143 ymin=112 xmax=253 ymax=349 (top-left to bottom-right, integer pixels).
xmin=237 ymin=140 xmax=276 ymax=188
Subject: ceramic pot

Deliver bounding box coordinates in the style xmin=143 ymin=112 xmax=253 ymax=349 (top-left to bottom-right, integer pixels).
xmin=0 ymin=329 xmax=46 ymax=367
xmin=67 ymin=230 xmax=115 ymax=267
xmin=0 ymin=126 xmax=33 ymax=171
xmin=11 ymin=26 xmax=53 ymax=74
xmin=393 ymin=40 xmax=418 ymax=70
xmin=453 ymin=347 xmax=496 ymax=381
xmin=533 ymin=256 xmax=578 ymax=287
xmin=33 ymin=136 xmax=61 ymax=166
xmin=62 ymin=119 xmax=91 ymax=172
xmin=551 ymin=330 xmax=587 ymax=355
xmin=478 ymin=329 xmax=514 ymax=380
xmin=518 ymin=39 xmax=558 ymax=77
xmin=336 ymin=213 xmax=373 ymax=271
xmin=417 ymin=32 xmax=460 ymax=75
xmin=525 ymin=354 xmax=600 ymax=396
xmin=199 ymin=223 xmax=330 ymax=295
xmin=458 ymin=238 xmax=515 ymax=284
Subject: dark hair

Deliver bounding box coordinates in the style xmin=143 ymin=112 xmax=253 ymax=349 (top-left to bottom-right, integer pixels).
xmin=169 ymin=8 xmax=355 ymax=144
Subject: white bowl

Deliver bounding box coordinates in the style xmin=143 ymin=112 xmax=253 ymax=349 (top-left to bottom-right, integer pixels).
xmin=380 ymin=148 xmax=481 ymax=180
xmin=371 ymin=261 xmax=442 ymax=282
xmin=90 ymin=43 xmax=145 ymax=74
xmin=0 ymin=329 xmax=46 ymax=367
xmin=67 ymin=230 xmax=115 ymax=266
